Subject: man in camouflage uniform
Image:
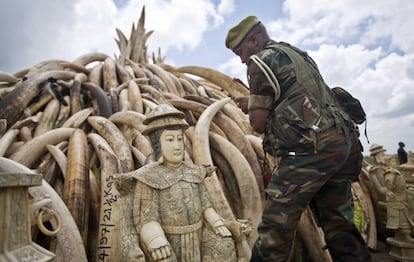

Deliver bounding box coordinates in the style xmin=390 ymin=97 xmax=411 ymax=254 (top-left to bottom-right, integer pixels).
xmin=225 ymin=16 xmax=371 ymax=261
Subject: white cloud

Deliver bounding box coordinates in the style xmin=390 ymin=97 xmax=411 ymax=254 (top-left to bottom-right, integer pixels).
xmin=0 ymin=0 xmax=224 ymax=72
xmin=269 ymin=0 xmax=414 ymax=51
xmin=218 ymin=56 xmax=247 ymax=83
xmin=357 ymin=53 xmax=414 ymax=115
xmin=140 ymin=0 xmax=223 ymax=53
xmin=310 ymin=44 xmax=382 ymax=88
xmin=64 ymin=0 xmax=118 ymax=56
xmin=103 ymin=0 xmax=222 ymax=54
xmin=217 ymin=0 xmax=235 ymax=16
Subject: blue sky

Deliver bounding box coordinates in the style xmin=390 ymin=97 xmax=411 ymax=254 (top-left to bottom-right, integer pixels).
xmin=165 ymin=0 xmax=284 ymax=69
xmin=0 ymin=0 xmax=413 ymax=155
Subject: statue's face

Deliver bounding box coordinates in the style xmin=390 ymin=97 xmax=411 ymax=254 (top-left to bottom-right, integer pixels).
xmin=160 ymin=129 xmax=184 ymax=167
xmin=375 ymin=151 xmax=386 ymax=164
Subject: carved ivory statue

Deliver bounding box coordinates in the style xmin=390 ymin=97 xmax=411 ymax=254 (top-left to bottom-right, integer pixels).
xmin=367 ymin=144 xmax=389 ymax=232
xmin=116 ymin=103 xmax=237 ymax=261
xmin=383 ymin=168 xmax=414 ymax=242
xmin=398 ymin=163 xmax=414 ymax=185
xmin=368 ymin=144 xmax=388 ymax=187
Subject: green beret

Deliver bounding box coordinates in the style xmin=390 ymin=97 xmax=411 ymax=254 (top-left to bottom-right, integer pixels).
xmin=225 ymin=16 xmax=260 ymax=50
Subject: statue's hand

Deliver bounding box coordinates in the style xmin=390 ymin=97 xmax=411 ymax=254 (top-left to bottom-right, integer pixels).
xmin=212 ymin=218 xmax=232 ymax=237
xmin=214 ymin=224 xmax=232 ymax=237
xmin=204 ymin=207 xmax=232 ymax=236
xmin=387 ymin=191 xmax=395 ymax=199
xmin=203 ymin=164 xmax=217 ymax=177
xmin=140 ymin=221 xmax=171 ymax=261
xmin=148 ymin=236 xmax=171 ymax=261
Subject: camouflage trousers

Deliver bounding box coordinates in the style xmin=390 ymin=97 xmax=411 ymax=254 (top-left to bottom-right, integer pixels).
xmin=251 ymin=132 xmax=371 ymax=261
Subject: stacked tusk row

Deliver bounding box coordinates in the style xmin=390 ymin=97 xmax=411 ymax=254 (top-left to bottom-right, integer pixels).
xmin=0 ymin=6 xmax=371 ymax=262
xmin=0 ymin=35 xmax=268 ymax=262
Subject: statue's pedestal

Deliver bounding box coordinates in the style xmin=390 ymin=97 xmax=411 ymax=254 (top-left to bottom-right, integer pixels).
xmin=386 ymin=237 xmax=414 ymax=262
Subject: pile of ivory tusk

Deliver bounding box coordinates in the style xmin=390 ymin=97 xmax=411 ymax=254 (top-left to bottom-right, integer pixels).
xmin=0 ymin=6 xmax=377 ymax=262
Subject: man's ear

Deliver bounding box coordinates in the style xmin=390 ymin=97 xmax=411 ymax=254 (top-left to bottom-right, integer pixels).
xmin=251 ymin=35 xmax=258 ymax=46
xmin=248 ymin=35 xmax=260 ymax=49
xmin=245 ymin=35 xmax=253 ymax=46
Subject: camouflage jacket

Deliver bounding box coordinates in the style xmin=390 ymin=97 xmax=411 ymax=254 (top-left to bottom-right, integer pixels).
xmin=247 ymin=40 xmax=352 ymax=156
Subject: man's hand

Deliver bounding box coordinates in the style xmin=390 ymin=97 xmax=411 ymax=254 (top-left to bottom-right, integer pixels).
xmin=224 ymin=219 xmax=252 ymax=242
xmin=249 ymin=108 xmax=270 ymax=134
xmin=234 ymin=96 xmax=249 ymax=114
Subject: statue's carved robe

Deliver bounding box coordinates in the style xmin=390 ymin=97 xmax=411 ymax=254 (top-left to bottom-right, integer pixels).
xmin=133 ymin=162 xmax=211 ymax=261
xmin=385 ymin=173 xmax=411 ymax=230
xmin=116 ymin=161 xmax=237 ymax=261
